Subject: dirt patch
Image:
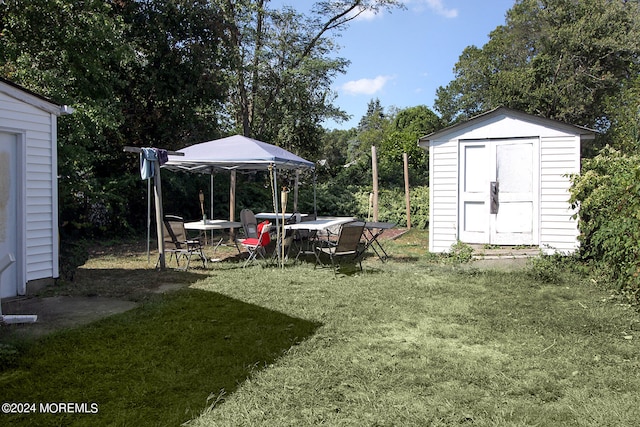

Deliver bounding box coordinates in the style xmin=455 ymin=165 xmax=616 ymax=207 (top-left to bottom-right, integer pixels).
xmin=1 ymin=296 xmax=138 ymax=339
xmin=378 ymin=227 xmax=409 ymax=241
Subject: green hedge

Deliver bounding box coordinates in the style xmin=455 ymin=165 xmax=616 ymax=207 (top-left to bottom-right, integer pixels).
xmin=305 ymin=183 xmax=429 ymax=228
xmin=570 ymin=147 xmax=640 ymax=304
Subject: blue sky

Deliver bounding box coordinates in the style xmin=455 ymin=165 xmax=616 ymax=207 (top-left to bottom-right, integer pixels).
xmin=272 ymin=0 xmax=516 ymax=129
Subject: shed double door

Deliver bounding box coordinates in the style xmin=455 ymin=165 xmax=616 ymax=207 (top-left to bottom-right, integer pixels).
xmin=459 ymin=138 xmax=538 ymax=246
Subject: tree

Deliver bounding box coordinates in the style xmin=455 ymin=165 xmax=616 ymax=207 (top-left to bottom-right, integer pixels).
xmin=220 ymin=0 xmax=404 ymax=159
xmin=352 ymin=98 xmax=389 ymax=159
xmin=379 ymin=105 xmax=442 ymax=186
xmin=1 ymin=0 xmax=137 ymax=235
xmin=117 ymin=0 xmax=230 ymax=150
xmin=601 ymin=75 xmax=640 ymax=154
xmin=0 ymin=0 xmax=230 ymax=236
xmin=0 ymin=0 xmax=406 ymax=237
xmin=434 ymin=0 xmax=640 ymax=139
xmin=317 ymin=128 xmax=357 ymax=178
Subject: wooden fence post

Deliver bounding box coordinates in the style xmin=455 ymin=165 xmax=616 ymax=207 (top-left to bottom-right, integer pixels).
xmin=403 ymin=153 xmax=411 ymax=229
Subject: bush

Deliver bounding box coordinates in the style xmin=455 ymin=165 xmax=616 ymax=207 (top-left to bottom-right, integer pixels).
xmin=0 ymin=344 xmax=19 ymax=371
xmin=309 ymin=182 xmax=429 ymax=228
xmin=527 ymin=252 xmax=587 ymax=285
xmin=446 ymin=240 xmax=474 ymax=264
xmin=570 ymin=147 xmax=640 ymax=303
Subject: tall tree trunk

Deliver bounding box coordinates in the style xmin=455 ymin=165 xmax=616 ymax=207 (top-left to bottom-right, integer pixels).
xmin=249 ymin=0 xmax=265 ymax=136
xmin=223 ymin=0 xmax=251 ymax=136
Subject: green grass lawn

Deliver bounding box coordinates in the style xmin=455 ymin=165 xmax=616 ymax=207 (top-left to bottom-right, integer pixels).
xmin=2 ymin=230 xmax=640 ymax=426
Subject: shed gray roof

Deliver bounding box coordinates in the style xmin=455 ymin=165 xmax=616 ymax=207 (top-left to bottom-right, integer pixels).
xmin=419 ymin=107 xmax=596 ymax=146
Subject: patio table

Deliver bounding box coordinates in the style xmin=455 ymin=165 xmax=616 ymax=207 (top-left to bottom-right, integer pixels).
xmin=255 ymin=212 xmax=309 ymax=222
xmin=285 ymin=216 xmax=357 ymax=235
xmin=184 ymin=219 xmax=242 ymax=258
xmin=285 ymin=217 xmax=358 ymax=259
xmin=360 ymin=222 xmax=396 ymax=262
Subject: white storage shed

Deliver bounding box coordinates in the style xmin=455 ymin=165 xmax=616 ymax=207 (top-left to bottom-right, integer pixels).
xmin=418 ymin=107 xmax=595 ymax=255
xmin=0 ymin=78 xmax=72 ymax=298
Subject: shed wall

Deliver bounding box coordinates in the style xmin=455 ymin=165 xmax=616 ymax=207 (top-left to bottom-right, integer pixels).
xmin=429 ymin=141 xmax=458 ymax=253
xmin=539 ymin=136 xmax=580 ymax=254
xmin=426 ymin=115 xmax=582 ymax=254
xmin=0 ymin=91 xmax=58 ymax=286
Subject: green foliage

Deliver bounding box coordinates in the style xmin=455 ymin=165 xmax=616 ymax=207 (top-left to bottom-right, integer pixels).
xmin=308 ymin=181 xmax=428 ymax=228
xmin=446 ymin=240 xmax=474 ymax=264
xmin=602 ymin=75 xmax=640 ymax=154
xmin=570 ymin=147 xmax=640 ymax=303
xmin=527 ymin=252 xmax=586 ymax=285
xmin=58 ymin=240 xmax=90 ymax=281
xmin=0 ymin=343 xmax=19 ymax=371
xmin=378 ymin=105 xmax=442 ymax=186
xmin=435 ymin=0 xmax=640 ymax=138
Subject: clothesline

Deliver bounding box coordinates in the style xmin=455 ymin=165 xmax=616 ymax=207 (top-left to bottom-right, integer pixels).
xmin=123 ymin=146 xmax=184 ymax=270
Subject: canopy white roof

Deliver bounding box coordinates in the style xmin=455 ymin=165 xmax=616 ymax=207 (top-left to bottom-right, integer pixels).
xmin=163 ymin=135 xmax=314 ymax=172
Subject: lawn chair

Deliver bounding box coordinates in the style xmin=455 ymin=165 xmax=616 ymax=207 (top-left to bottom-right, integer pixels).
xmin=162 ymin=215 xmax=207 ymax=270
xmin=315 ymin=220 xmax=365 ymax=275
xmin=240 ymin=208 xmax=259 ymax=239
xmin=239 ymin=209 xmax=273 ymax=266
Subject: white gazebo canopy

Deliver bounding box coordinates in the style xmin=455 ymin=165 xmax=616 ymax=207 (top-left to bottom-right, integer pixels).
xmin=162 ymin=135 xmax=316 ymax=265
xmin=163 ymin=135 xmax=314 ymax=172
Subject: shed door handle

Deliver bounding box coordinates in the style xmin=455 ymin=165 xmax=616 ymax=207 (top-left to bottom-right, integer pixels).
xmin=490 ymin=181 xmax=499 ymax=214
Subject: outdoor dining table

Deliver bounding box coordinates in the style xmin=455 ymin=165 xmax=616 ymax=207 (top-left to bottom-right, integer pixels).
xmin=360 ymin=222 xmax=396 ymax=262
xmin=255 ymin=212 xmax=310 ymax=222
xmin=284 ymin=217 xmax=358 ymax=259
xmin=184 ymin=219 xmax=242 ymax=257
xmin=284 ymin=216 xmax=357 ymax=235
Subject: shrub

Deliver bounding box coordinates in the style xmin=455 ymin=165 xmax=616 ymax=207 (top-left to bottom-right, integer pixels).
xmin=446 ymin=240 xmax=474 ymax=264
xmin=570 ymin=146 xmax=640 ymax=303
xmin=0 ymin=344 xmax=19 ymax=371
xmin=527 ymin=252 xmax=586 ymax=285
xmin=309 ymin=183 xmax=429 ymax=228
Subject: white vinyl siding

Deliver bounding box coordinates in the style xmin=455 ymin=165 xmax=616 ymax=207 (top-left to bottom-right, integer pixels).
xmin=539 ymin=136 xmax=580 ymax=254
xmin=429 ymin=142 xmax=458 ymax=253
xmin=0 ymin=89 xmax=58 ymax=287
xmin=421 ymin=108 xmax=589 ymax=255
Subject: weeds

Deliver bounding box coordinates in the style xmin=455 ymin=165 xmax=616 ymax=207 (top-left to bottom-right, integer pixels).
xmin=446 ymin=240 xmax=474 ymax=264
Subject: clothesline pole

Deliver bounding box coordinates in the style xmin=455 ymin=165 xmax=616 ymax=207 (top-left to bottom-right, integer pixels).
xmin=124 ymin=146 xmax=183 ymax=271
xmin=152 ymin=160 xmax=165 ymax=269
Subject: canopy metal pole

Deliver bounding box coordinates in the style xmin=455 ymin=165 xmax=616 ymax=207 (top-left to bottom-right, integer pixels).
xmin=210 ymin=172 xmax=214 ymax=218
xmin=271 ymin=164 xmax=281 ymax=265
xmin=209 ymin=171 xmax=214 ymax=243
xmin=293 ymin=170 xmax=299 ymax=212
xmin=313 ymin=170 xmax=318 ymax=219
xmin=281 ymin=187 xmax=288 ymax=268
xmin=230 ymin=170 xmax=236 ymax=240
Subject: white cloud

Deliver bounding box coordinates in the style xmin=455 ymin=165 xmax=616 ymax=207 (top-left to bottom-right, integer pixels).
xmin=405 ymin=0 xmax=458 ymax=18
xmin=427 ymin=0 xmax=458 ymax=18
xmin=347 ymin=5 xmax=382 ymax=21
xmin=342 ymin=75 xmax=394 ymax=95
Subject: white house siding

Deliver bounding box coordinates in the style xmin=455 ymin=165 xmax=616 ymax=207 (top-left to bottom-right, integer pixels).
xmin=0 ymin=90 xmax=58 ymax=290
xmin=429 ymin=141 xmax=459 ymax=253
xmin=539 ymin=136 xmax=580 ymax=254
